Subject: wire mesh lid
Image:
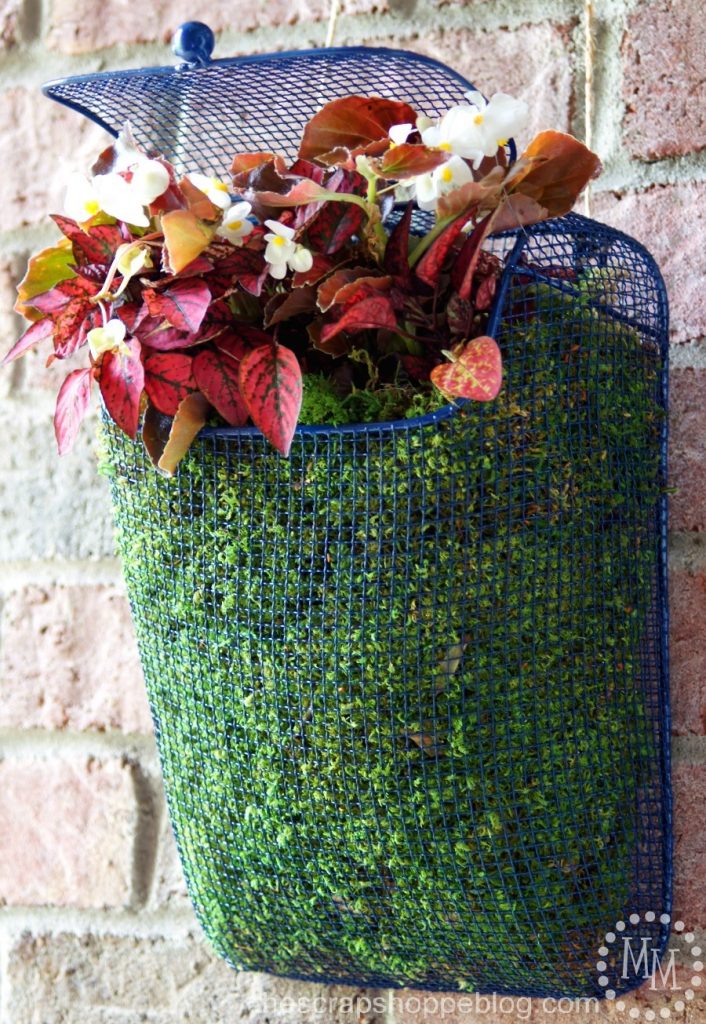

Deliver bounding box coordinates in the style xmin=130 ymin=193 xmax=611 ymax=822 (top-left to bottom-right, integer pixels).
xmin=43 ymin=22 xmax=482 ymax=179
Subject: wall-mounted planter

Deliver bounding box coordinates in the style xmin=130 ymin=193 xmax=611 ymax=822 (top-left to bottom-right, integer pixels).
xmin=46 ymin=28 xmax=671 ymax=998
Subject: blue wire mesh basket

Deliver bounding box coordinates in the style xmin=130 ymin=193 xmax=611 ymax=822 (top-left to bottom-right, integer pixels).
xmin=46 ymin=25 xmax=672 ymax=998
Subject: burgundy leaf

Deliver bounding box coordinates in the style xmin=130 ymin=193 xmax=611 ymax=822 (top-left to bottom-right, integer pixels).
xmin=193 ymin=348 xmax=249 ymax=426
xmin=99 ymin=338 xmax=145 ymax=438
xmin=264 ymin=286 xmax=317 ymax=327
xmin=383 ymin=203 xmax=413 ymax=285
xmin=54 ymin=368 xmax=93 ymax=455
xmin=299 ymin=96 xmax=419 ymax=165
xmin=144 ymin=352 xmax=196 ymax=415
xmin=320 ymin=294 xmax=398 ymax=345
xmin=144 ymin=279 xmax=211 ymax=334
xmin=53 ymin=296 xmax=97 ymax=358
xmin=239 ymin=343 xmax=302 ymax=456
xmin=369 ymin=143 xmax=448 ymax=181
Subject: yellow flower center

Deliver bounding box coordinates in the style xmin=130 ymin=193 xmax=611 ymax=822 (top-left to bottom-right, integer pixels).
xmin=497 ymin=137 xmax=508 ymax=147
xmin=438 ymin=141 xmax=452 ymax=152
xmin=213 ymin=179 xmax=229 ymax=192
xmin=474 ymin=113 xmax=484 ymax=125
xmin=273 ymin=236 xmax=286 ymax=247
xmin=85 ymin=198 xmax=100 ymax=216
xmin=229 ymin=220 xmax=242 ymax=231
xmin=440 ymin=165 xmax=454 ymax=183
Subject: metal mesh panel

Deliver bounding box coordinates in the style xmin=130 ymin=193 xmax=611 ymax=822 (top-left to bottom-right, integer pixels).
xmin=43 ymin=46 xmax=492 ymax=178
xmin=101 ymin=212 xmax=670 ymax=997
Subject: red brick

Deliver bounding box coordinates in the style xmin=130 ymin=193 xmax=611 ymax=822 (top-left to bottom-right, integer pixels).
xmin=669 ymin=368 xmax=706 ymax=532
xmin=670 ymin=569 xmax=706 ymax=735
xmin=673 ymin=761 xmax=706 ymax=927
xmin=593 ymin=183 xmax=706 ymax=345
xmin=46 ymin=0 xmax=347 ymax=55
xmin=0 ymin=584 xmax=151 ymax=734
xmin=0 ymin=756 xmax=137 ymax=907
xmin=623 ymin=0 xmax=706 ymax=160
xmin=0 ymin=88 xmax=112 ymax=232
xmin=379 ymin=23 xmax=573 ymax=140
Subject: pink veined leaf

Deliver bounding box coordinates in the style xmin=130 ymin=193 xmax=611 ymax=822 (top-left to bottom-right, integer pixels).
xmin=383 ymin=202 xmax=413 ymax=285
xmin=430 ymin=336 xmax=503 ymax=402
xmin=52 ymin=296 xmax=97 ymax=359
xmin=415 ymin=217 xmax=468 ymax=288
xmin=54 ymin=367 xmax=93 ymax=455
xmin=253 ymin=179 xmax=331 ymax=209
xmin=143 ymin=279 xmax=212 ymax=334
xmin=2 ymin=318 xmax=54 ymax=365
xmin=98 ymin=338 xmax=145 ymax=438
xmin=193 ymin=348 xmax=249 ymax=426
xmin=51 ymin=215 xmax=124 ymax=266
xmin=144 ymin=352 xmax=196 ymax=416
xmin=320 ymin=293 xmax=398 ymax=345
xmin=239 ymin=343 xmax=302 ymax=457
xmin=27 ymin=276 xmax=100 ymax=315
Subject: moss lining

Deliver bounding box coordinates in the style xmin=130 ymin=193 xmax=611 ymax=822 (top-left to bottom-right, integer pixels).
xmin=101 ymin=278 xmax=664 ymax=995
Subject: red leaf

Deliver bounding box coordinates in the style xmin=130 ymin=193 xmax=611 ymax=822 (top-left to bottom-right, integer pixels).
xmin=193 ymin=348 xmax=248 ymax=426
xmin=216 ymin=328 xmax=266 ymax=355
xmin=239 ymin=343 xmax=302 ymax=456
xmin=299 ymin=96 xmax=419 ymax=165
xmin=204 ymin=244 xmax=268 ymax=298
xmin=252 ymin=179 xmax=330 ymax=209
xmin=2 ymin=318 xmax=54 ymax=365
xmin=383 ymin=203 xmax=413 ymax=284
xmin=99 ymin=338 xmax=145 ymax=438
xmin=292 ymin=252 xmax=336 ymax=288
xmin=230 ymin=151 xmax=279 ymax=176
xmin=317 ymin=267 xmax=374 ymax=311
xmin=415 ymin=217 xmax=467 ymax=288
xmin=302 ymin=169 xmax=366 ymax=254
xmin=370 ymin=143 xmax=448 ymax=181
xmin=430 ymin=336 xmax=502 ymax=401
xmin=51 ymin=215 xmax=124 ymax=266
xmin=30 ymin=276 xmax=99 ymax=315
xmin=144 ymin=279 xmax=211 ymax=334
xmin=144 ymin=352 xmax=196 ymax=415
xmin=53 ymin=295 xmax=97 ymax=358
xmin=320 ymin=294 xmax=398 ymax=345
xmin=54 ymin=368 xmax=93 ymax=455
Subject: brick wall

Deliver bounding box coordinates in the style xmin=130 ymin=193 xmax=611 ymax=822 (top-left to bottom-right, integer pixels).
xmin=0 ymin=0 xmax=704 ymax=1021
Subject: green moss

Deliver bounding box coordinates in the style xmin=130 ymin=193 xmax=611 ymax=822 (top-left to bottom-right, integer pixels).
xmin=101 ymin=277 xmax=664 ymax=995
xmin=299 ymin=373 xmax=441 ymax=427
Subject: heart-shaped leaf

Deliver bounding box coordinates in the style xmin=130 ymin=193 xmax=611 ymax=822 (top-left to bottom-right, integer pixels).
xmin=430 ymin=336 xmax=502 ymax=402
xmin=98 ymin=338 xmax=144 ymax=438
xmin=144 ymin=352 xmax=196 ymax=415
xmin=239 ymin=343 xmax=302 ymax=456
xmin=193 ymin=348 xmax=249 ymax=426
xmin=54 ymin=367 xmax=93 ymax=455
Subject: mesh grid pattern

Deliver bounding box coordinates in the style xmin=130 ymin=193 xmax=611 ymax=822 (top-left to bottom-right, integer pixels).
xmin=101 ymin=212 xmax=670 ymax=997
xmin=43 ymin=46 xmax=504 ymax=178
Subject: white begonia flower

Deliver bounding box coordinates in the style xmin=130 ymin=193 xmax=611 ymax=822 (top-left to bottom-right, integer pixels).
xmin=87 ymin=318 xmax=130 ymax=360
xmin=92 ymin=172 xmax=151 ymax=227
xmin=421 ymin=106 xmax=486 ymax=167
xmin=388 ymin=122 xmax=414 ymax=146
xmin=288 ymin=246 xmax=314 ymax=273
xmin=263 ymin=219 xmax=313 ymax=279
xmin=463 ymin=90 xmax=529 ymax=156
xmin=218 ymin=201 xmax=254 ymax=245
xmin=65 ymin=173 xmax=102 ymax=223
xmin=188 ymin=172 xmax=233 ymax=210
xmin=129 ymin=159 xmax=171 ymax=205
xmin=414 ymin=154 xmax=474 ymax=212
